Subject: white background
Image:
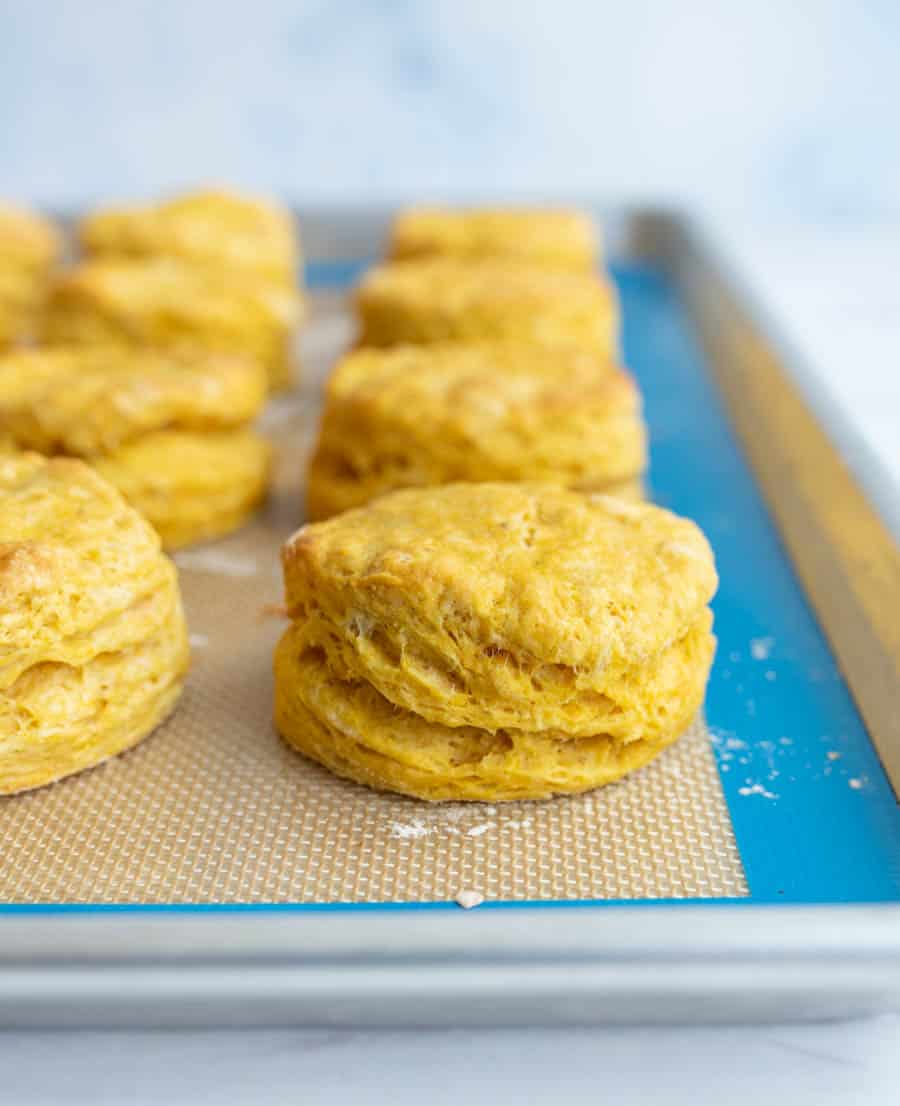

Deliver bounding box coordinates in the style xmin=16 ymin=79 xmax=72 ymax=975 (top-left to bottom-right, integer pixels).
xmin=2 ymin=1 xmax=898 ymax=218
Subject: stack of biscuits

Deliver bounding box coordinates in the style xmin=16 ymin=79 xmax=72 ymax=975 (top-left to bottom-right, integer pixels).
xmin=0 ymin=347 xmax=270 ymax=549
xmin=277 ymin=205 xmax=717 ymax=801
xmin=307 ymin=206 xmax=645 ymax=517
xmin=0 ymin=453 xmax=189 ymax=794
xmin=45 ymin=188 xmax=305 ymax=392
xmin=275 ymin=483 xmax=718 ymax=801
xmin=0 ymin=202 xmax=60 ymax=349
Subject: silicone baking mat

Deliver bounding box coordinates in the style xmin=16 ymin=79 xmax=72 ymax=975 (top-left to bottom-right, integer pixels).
xmin=1 ymin=253 xmax=897 ymax=907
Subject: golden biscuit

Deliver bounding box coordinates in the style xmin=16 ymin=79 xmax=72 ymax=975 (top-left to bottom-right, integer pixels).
xmin=79 ymin=187 xmax=301 ymax=285
xmin=0 ymin=202 xmax=61 ymax=347
xmin=276 ymin=484 xmax=718 ymax=801
xmin=94 ymin=428 xmax=271 ymax=550
xmin=0 ymin=454 xmax=189 ymax=793
xmin=355 ymin=259 xmax=618 ymax=354
xmin=389 ymin=207 xmax=599 ymax=271
xmin=43 ymin=258 xmax=304 ymax=391
xmin=307 ymin=342 xmax=647 ymax=519
xmin=0 ymin=347 xmax=271 ymax=548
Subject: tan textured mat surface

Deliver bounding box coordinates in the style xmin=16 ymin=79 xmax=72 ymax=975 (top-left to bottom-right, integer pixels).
xmin=0 ymin=288 xmax=747 ymax=903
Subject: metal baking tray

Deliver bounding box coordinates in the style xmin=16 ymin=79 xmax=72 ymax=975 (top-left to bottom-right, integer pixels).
xmin=0 ymin=207 xmax=897 ymax=1026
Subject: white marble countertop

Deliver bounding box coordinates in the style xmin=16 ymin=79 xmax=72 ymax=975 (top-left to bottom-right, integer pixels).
xmin=2 ymin=224 xmax=898 ymax=1104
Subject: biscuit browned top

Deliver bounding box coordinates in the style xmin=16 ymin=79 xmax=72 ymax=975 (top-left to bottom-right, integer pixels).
xmin=389 ymin=207 xmax=598 ymax=270
xmin=79 ymin=188 xmax=300 ymax=281
xmin=0 ymin=346 xmax=267 ymax=456
xmin=283 ymin=484 xmax=717 ymax=724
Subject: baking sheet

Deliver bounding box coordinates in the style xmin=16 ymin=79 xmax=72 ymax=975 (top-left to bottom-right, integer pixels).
xmin=0 ymin=285 xmax=746 ymax=904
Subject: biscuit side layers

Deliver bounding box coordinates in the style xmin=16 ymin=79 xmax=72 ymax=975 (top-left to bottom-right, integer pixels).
xmin=275 ymin=619 xmax=713 ymax=802
xmin=307 ymin=343 xmax=647 ymax=519
xmin=0 ymin=347 xmax=267 ymax=456
xmin=43 ymin=258 xmax=304 ymax=392
xmin=282 ymin=485 xmax=718 ymax=737
xmin=355 ymin=259 xmax=619 ymax=355
xmin=0 ymin=455 xmax=189 ymax=793
xmin=388 ymin=207 xmax=599 ymax=272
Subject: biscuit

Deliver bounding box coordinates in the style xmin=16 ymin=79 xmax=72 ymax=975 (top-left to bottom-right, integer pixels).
xmin=307 ymin=342 xmax=647 ymax=519
xmin=0 ymin=202 xmax=61 ymax=348
xmin=276 ymin=484 xmax=718 ymax=801
xmin=0 ymin=454 xmax=189 ymax=793
xmin=355 ymin=259 xmax=618 ymax=354
xmin=94 ymin=428 xmax=271 ymax=550
xmin=389 ymin=207 xmax=599 ymax=271
xmin=79 ymin=187 xmax=301 ymax=286
xmin=43 ymin=257 xmax=304 ymax=392
xmin=0 ymin=347 xmax=271 ymax=548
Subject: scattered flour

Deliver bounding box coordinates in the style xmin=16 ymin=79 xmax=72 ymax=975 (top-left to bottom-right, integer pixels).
xmin=738 ymin=782 xmax=778 ymax=799
xmin=466 ymin=824 xmax=492 ymax=838
xmin=188 ymin=633 xmax=209 ymax=649
xmin=389 ymin=820 xmax=429 ymax=840
xmin=750 ymin=636 xmax=775 ymax=661
xmin=455 ymin=890 xmax=485 ymax=910
xmin=848 ymin=777 xmax=865 ymax=790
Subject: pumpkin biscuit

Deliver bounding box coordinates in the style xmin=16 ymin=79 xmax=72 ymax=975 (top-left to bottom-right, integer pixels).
xmin=355 ymin=259 xmax=619 ymax=356
xmin=79 ymin=187 xmax=301 ymax=286
xmin=307 ymin=342 xmax=646 ymax=519
xmin=0 ymin=347 xmax=271 ymax=549
xmin=389 ymin=207 xmax=599 ymax=271
xmin=43 ymin=257 xmax=304 ymax=392
xmin=275 ymin=484 xmax=717 ymax=801
xmin=0 ymin=454 xmax=189 ymax=793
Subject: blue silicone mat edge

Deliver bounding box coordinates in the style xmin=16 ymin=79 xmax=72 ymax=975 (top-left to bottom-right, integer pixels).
xmin=3 ymin=257 xmax=898 ymax=912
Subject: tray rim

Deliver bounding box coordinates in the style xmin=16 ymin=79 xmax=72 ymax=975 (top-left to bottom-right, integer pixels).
xmin=2 ymin=204 xmax=898 ymax=1025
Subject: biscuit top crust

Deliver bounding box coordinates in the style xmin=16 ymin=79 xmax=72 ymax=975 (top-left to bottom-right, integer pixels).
xmin=326 ymin=342 xmax=637 ymax=421
xmin=0 ymin=454 xmax=169 ymax=685
xmin=79 ymin=188 xmax=299 ymax=281
xmin=284 ymin=483 xmax=717 ymax=675
xmin=47 ymin=258 xmax=304 ymax=332
xmin=0 ymin=202 xmax=61 ymax=274
xmin=357 ymin=258 xmax=614 ymax=319
xmin=389 ymin=207 xmax=598 ymax=269
xmin=0 ymin=347 xmax=267 ymax=456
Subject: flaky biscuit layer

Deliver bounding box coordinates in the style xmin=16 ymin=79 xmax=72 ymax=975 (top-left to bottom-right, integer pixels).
xmin=283 ymin=484 xmax=717 ymax=736
xmin=274 ymin=617 xmax=713 ymax=801
xmin=0 ymin=455 xmax=174 ymax=688
xmin=307 ymin=342 xmax=646 ymax=518
xmin=0 ymin=346 xmax=266 ymax=456
xmin=355 ymin=259 xmax=619 ymax=355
